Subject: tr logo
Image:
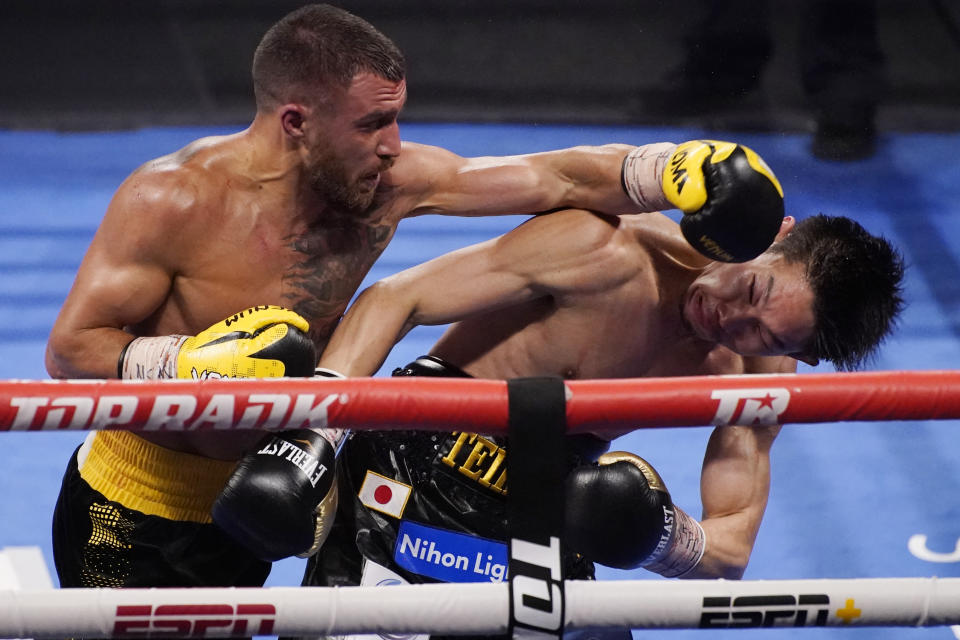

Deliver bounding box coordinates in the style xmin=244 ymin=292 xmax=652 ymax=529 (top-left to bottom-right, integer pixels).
xmin=710 ymin=388 xmax=790 ymax=425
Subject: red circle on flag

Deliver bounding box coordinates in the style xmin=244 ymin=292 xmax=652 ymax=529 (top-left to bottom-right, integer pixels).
xmin=374 ymin=485 xmax=393 ymax=504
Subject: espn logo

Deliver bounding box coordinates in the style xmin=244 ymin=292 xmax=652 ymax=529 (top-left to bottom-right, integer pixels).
xmin=700 ymin=594 xmax=829 ymax=628
xmin=113 ymin=603 xmax=275 ymax=637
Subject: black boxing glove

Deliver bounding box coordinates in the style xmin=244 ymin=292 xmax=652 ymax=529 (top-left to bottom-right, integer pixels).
xmin=212 ymin=429 xmax=338 ymax=562
xmin=663 ymin=140 xmax=784 ymax=263
xmin=564 ymin=451 xmax=705 ymax=577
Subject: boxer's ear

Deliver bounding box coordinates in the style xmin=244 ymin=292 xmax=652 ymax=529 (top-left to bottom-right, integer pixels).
xmin=281 ymin=105 xmax=308 ymax=138
xmin=774 ymin=216 xmax=796 ymax=242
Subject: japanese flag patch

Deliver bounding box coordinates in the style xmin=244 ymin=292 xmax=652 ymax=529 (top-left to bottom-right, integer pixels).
xmin=358 ymin=470 xmax=413 ymax=519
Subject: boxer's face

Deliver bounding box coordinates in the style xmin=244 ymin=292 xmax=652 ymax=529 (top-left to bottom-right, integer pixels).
xmin=683 ymin=252 xmax=815 ymax=357
xmin=306 ymin=72 xmax=406 ymax=213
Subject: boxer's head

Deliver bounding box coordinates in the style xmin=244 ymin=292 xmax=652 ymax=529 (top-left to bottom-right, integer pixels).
xmin=683 ymin=218 xmax=816 ymax=362
xmin=253 ymin=4 xmax=406 ymax=213
xmin=685 ymin=214 xmax=904 ymax=370
xmin=769 ymin=214 xmax=905 ymax=370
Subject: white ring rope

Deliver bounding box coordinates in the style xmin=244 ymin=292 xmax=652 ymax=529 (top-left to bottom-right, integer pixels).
xmin=2 ymin=579 xmax=960 ymax=637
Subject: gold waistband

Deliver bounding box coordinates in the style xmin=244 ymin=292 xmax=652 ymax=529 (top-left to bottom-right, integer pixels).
xmin=78 ymin=431 xmax=237 ymax=523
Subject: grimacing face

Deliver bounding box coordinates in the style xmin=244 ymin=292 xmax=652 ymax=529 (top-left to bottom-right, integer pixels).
xmin=306 ymin=73 xmax=406 ymax=214
xmin=682 ymin=251 xmax=816 ymax=357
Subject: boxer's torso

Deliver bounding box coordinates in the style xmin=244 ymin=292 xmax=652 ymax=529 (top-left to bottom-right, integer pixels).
xmin=126 ymin=135 xmax=404 ymax=459
xmin=433 ymin=213 xmax=747 ymax=385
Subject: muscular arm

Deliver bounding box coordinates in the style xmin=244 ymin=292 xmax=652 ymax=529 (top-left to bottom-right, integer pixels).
xmin=45 ymin=172 xmax=185 ymax=379
xmin=687 ymin=422 xmax=780 ymax=579
xmin=684 ymin=355 xmax=796 ymax=579
xmin=394 ymin=141 xmax=675 ymax=219
xmin=318 ymin=210 xmax=630 ymax=376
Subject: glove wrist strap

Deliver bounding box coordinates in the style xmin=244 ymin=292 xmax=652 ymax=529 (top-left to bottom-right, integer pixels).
xmin=311 ymin=369 xmax=349 ymax=450
xmin=296 ymin=476 xmax=339 ymax=558
xmin=621 ymin=143 xmax=676 ymax=212
xmin=641 ymin=505 xmax=706 ymax=578
xmin=119 ymin=335 xmax=188 ymax=380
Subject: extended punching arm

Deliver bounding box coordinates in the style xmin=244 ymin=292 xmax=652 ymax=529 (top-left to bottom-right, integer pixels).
xmin=622 ymin=140 xmax=785 ymax=263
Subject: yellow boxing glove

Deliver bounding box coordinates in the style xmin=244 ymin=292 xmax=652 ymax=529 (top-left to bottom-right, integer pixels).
xmin=176 ymin=305 xmax=314 ymax=379
xmin=119 ymin=305 xmax=317 ymax=380
xmin=663 ymin=140 xmax=784 ymax=263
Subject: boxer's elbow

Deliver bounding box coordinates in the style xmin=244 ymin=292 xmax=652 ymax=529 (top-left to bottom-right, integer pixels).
xmin=684 ymin=549 xmax=749 ymax=580
xmin=45 ymin=326 xmax=109 ymax=379
xmin=717 ymin=557 xmax=749 ymax=580
xmin=45 ymin=333 xmax=73 ymax=379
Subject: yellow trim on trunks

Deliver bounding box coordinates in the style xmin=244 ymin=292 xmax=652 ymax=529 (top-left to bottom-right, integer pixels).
xmin=79 ymin=431 xmax=237 ymax=523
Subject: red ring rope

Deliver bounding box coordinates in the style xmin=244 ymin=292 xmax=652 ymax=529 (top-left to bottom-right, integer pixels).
xmin=1 ymin=370 xmax=958 ymax=433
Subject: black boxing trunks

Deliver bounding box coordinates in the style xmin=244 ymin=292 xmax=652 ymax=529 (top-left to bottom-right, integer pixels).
xmin=300 ymin=357 xmax=611 ymax=619
xmin=52 ymin=431 xmax=270 ymax=588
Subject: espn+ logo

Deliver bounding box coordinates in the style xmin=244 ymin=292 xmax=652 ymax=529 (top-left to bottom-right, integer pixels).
xmin=113 ymin=603 xmax=275 ymax=637
xmin=700 ymin=594 xmax=830 ymax=628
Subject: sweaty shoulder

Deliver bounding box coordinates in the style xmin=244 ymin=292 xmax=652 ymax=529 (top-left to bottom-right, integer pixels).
xmin=113 ymin=135 xmax=239 ymax=230
xmin=520 ymin=208 xmax=621 ymax=244
xmin=513 ymin=209 xmax=642 ymax=290
xmin=384 ymin=141 xmax=544 ymax=218
xmin=624 ymin=211 xmax=712 ymax=267
xmin=381 ymin=142 xmax=459 ymax=207
xmin=388 ymin=141 xmax=458 ymax=180
xmin=98 ymin=135 xmax=242 ymax=269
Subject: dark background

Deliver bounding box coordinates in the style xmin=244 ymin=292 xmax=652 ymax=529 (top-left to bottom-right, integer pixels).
xmin=2 ymin=0 xmax=959 ymax=132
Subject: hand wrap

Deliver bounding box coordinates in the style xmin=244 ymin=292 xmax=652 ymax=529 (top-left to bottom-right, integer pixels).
xmin=623 ymin=140 xmax=784 ymax=263
xmin=118 ymin=305 xmax=316 ymax=380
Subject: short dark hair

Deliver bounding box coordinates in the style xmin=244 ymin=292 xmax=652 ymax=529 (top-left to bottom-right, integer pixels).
xmin=770 ymin=214 xmax=905 ymax=371
xmin=252 ymin=4 xmax=405 ymax=111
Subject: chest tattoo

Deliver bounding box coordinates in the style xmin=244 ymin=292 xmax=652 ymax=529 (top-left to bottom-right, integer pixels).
xmin=282 ymin=217 xmax=395 ymax=343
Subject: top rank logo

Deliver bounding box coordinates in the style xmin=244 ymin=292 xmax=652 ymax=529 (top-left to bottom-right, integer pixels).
xmin=710 ymin=388 xmax=790 ymax=425
xmin=7 ymin=391 xmax=344 ymax=431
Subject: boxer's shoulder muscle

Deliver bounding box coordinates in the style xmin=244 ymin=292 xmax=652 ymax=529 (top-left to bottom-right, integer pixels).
xmin=378 ymin=141 xmax=452 ymax=214
xmin=110 ymin=149 xmax=232 ymax=244
xmin=627 ymin=212 xmax=712 ymax=267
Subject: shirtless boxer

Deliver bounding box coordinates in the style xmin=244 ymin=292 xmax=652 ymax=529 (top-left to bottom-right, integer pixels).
xmin=44 ymin=4 xmax=784 ymax=589
xmin=300 ymin=210 xmax=903 ymax=594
